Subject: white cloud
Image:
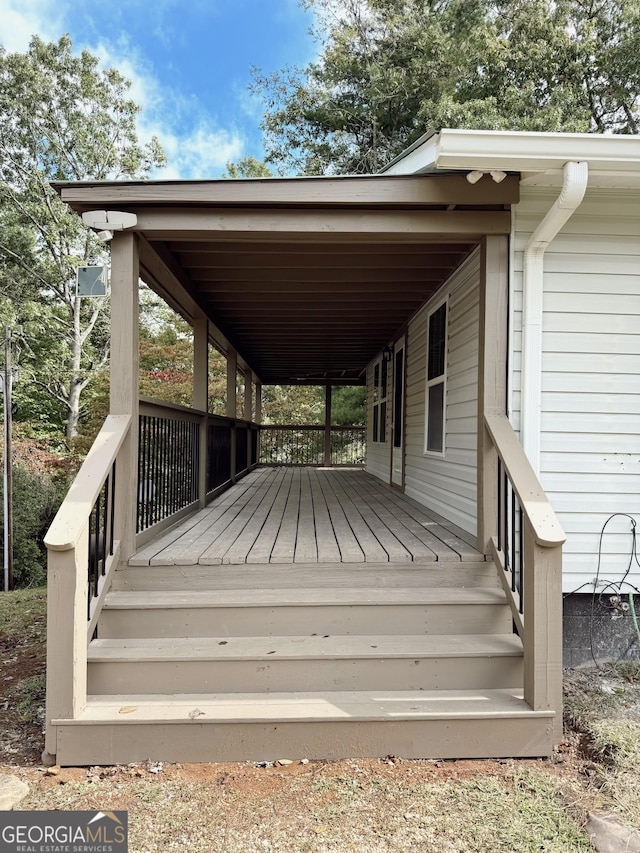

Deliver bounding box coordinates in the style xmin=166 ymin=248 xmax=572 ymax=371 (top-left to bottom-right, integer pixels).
xmin=0 ymin=0 xmax=64 ymax=52
xmin=92 ymin=39 xmax=245 ymax=178
xmin=0 ymin=3 xmax=248 ymax=180
xmin=152 ymin=126 xmax=244 ymax=180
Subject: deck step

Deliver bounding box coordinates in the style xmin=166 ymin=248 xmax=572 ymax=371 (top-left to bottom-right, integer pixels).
xmin=54 ymin=689 xmax=554 ymax=764
xmin=87 ymin=634 xmax=523 ymax=694
xmin=112 ymin=561 xmax=498 ymax=592
xmin=98 ymin=587 xmax=512 ymax=638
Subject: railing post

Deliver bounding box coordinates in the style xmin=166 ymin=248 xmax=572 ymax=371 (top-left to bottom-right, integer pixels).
xmin=193 ymin=316 xmax=209 ymax=507
xmin=523 ymin=517 xmax=563 ymax=738
xmin=477 ymin=235 xmax=508 ymax=552
xmin=110 ymin=233 xmax=139 ymax=558
xmin=324 ymin=384 xmax=332 ymax=466
xmin=44 ymin=527 xmax=89 ymax=757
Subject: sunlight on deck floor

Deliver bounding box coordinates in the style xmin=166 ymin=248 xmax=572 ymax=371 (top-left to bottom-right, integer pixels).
xmin=131 ymin=468 xmax=484 ymax=566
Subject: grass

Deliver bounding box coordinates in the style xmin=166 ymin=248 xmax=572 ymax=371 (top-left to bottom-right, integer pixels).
xmin=583 ymin=718 xmax=640 ymax=829
xmin=0 ymin=586 xmax=47 ymax=640
xmin=15 ymin=769 xmax=594 ymax=853
xmin=14 ymin=674 xmax=47 ymax=724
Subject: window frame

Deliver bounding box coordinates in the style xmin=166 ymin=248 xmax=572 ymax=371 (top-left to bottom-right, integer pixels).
xmin=424 ymin=298 xmax=448 ymax=457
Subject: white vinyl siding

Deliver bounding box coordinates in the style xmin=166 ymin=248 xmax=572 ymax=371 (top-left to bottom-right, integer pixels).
xmin=510 ymin=186 xmax=640 ymax=592
xmin=404 ymin=249 xmax=480 ymax=536
xmin=365 ymin=357 xmax=392 ymax=482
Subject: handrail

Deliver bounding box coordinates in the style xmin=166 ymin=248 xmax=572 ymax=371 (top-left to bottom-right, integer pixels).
xmin=260 ymin=424 xmax=366 ymax=431
xmin=45 ymin=414 xmax=131 ymax=552
xmin=139 ymin=396 xmax=253 ymax=429
xmin=484 ymin=412 xmax=565 ymax=548
xmin=484 ymin=410 xmax=564 ymax=733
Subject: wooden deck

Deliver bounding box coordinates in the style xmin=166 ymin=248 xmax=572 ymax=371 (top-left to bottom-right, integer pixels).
xmin=131 ymin=468 xmax=484 ymax=566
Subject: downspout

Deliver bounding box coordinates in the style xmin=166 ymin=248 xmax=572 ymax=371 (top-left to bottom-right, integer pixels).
xmin=521 ymin=160 xmax=589 ymax=475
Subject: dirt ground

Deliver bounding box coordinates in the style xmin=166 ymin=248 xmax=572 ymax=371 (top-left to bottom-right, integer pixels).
xmin=2 ymin=588 xmax=640 ymax=852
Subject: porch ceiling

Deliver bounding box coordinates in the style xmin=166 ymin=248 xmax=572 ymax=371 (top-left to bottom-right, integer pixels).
xmin=55 ymin=173 xmax=517 ymax=385
xmin=160 ymin=236 xmax=476 ymax=384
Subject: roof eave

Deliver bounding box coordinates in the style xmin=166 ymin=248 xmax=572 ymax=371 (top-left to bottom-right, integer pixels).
xmin=384 ymin=128 xmax=640 ymax=187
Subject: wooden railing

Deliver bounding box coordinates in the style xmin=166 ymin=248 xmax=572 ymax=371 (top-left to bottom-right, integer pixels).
xmin=259 ymin=425 xmax=366 ymax=466
xmin=137 ymin=399 xmax=259 ymax=542
xmin=43 ymin=414 xmax=131 ymax=753
xmin=484 ymin=412 xmax=565 ymax=733
xmin=137 ymin=400 xmax=201 ymax=536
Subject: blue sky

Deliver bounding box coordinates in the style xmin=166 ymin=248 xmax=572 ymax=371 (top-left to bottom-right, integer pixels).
xmin=0 ymin=0 xmax=318 ymax=178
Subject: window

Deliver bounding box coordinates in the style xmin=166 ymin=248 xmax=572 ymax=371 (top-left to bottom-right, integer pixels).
xmin=425 ymin=301 xmax=447 ymax=454
xmin=372 ymin=356 xmax=388 ymax=443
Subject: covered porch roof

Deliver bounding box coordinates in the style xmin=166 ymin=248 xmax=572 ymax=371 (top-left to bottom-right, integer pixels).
xmin=54 ymin=172 xmax=518 ymax=385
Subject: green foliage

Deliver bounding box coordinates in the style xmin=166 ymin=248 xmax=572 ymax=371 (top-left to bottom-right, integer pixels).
xmin=222 ymin=156 xmax=274 ymax=178
xmin=262 ymin=385 xmax=325 ymax=424
xmin=0 ymin=464 xmax=59 ymax=588
xmin=254 ymin=0 xmax=640 ymax=175
xmin=332 ymin=386 xmax=366 ymax=425
xmin=0 ymin=35 xmax=166 ymax=438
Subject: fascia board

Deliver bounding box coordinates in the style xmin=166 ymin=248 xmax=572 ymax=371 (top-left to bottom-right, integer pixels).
xmin=381 ymin=132 xmax=439 ymax=175
xmin=436 ymin=129 xmax=640 ymax=173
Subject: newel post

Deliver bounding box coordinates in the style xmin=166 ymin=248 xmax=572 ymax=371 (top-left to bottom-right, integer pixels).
xmin=477 ymin=235 xmax=508 ymax=552
xmin=523 ymin=522 xmax=564 ymax=740
xmin=44 ymin=527 xmax=89 ymax=756
xmin=110 ymin=232 xmax=139 ymax=558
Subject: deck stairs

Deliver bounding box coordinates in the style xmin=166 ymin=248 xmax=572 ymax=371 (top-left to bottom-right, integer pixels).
xmin=52 ymin=559 xmax=556 ymax=765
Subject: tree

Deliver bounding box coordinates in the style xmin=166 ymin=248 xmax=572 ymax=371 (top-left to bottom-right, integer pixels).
xmin=254 ymin=0 xmax=640 ymax=175
xmin=222 ymin=156 xmax=274 ymax=178
xmin=0 ymin=35 xmax=165 ymax=439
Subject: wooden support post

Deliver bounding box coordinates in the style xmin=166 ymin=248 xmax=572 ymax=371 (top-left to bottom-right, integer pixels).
xmin=244 ymin=371 xmax=252 ymax=421
xmin=254 ymin=379 xmax=262 ymax=467
xmin=110 ymin=233 xmax=139 ymax=559
xmin=226 ymin=349 xmax=237 ymax=480
xmin=477 ymin=235 xmax=508 ymax=553
xmin=244 ymin=370 xmax=253 ymax=468
xmin=522 ymin=518 xmax=563 ymax=740
xmin=324 ymin=385 xmax=332 ymax=467
xmin=193 ymin=316 xmax=208 ymax=506
xmin=226 ymin=349 xmax=237 ymax=419
xmin=255 ymin=380 xmax=262 ymax=424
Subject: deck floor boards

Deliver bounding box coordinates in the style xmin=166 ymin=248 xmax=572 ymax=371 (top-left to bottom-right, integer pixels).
xmin=132 ymin=468 xmax=484 ymax=566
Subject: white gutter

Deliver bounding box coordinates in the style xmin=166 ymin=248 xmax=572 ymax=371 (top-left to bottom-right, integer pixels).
xmin=521 ymin=160 xmax=589 ymax=475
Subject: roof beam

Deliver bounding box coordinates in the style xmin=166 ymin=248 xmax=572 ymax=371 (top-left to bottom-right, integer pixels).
xmin=56 ymin=173 xmax=519 ymax=207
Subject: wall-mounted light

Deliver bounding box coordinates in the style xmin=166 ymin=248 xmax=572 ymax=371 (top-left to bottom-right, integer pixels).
xmin=382 ymin=345 xmax=393 ymax=362
xmin=490 ymin=169 xmax=507 ymax=184
xmin=466 ymin=170 xmax=484 ymax=184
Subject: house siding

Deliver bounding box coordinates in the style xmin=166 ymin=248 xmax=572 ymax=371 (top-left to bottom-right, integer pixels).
xmin=403 ymin=249 xmax=480 ymax=537
xmin=511 ymin=186 xmax=640 ymax=592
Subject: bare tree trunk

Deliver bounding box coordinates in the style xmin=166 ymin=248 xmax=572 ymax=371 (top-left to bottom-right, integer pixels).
xmin=66 ymin=295 xmax=83 ymax=440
